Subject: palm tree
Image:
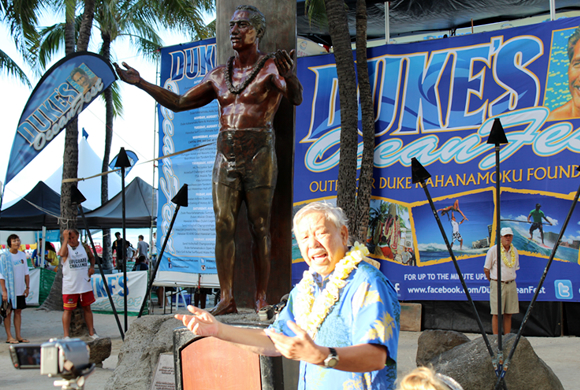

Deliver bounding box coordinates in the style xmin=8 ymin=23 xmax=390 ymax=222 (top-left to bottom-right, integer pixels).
xmin=37 ymin=0 xmax=214 ymax=315
xmin=0 ymin=0 xmax=43 ymax=87
xmin=306 ymin=0 xmax=375 ymax=243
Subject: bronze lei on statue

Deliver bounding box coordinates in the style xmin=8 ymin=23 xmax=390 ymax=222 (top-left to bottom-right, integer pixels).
xmin=225 ymin=53 xmax=275 ymax=94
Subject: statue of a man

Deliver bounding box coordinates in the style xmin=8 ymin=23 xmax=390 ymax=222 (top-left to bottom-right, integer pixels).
xmin=114 ymin=5 xmax=303 ymax=315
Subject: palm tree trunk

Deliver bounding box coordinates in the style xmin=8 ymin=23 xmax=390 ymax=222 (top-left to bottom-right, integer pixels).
xmin=101 ymin=31 xmax=114 ymax=270
xmin=324 ymin=0 xmax=358 ymax=238
xmin=353 ymin=0 xmax=374 ymax=243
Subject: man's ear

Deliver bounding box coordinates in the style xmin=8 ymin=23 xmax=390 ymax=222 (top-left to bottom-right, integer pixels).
xmin=341 ymin=225 xmax=349 ymax=246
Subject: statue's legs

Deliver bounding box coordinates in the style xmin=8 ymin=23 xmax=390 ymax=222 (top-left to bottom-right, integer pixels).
xmin=245 ymin=186 xmax=275 ymax=311
xmin=210 ymin=180 xmax=244 ymax=315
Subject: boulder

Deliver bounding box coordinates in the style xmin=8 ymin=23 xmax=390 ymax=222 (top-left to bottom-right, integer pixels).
xmin=416 ymin=329 xmax=470 ymax=366
xmin=105 ymin=315 xmax=182 ymax=390
xmin=429 ymin=334 xmax=564 ymax=390
xmin=86 ymin=337 xmax=112 ymax=367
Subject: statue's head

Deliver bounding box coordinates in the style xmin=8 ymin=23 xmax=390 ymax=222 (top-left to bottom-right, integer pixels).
xmin=234 ymin=5 xmax=266 ymax=39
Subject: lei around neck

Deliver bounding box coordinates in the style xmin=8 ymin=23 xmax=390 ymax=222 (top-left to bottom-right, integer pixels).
xmin=501 ymin=243 xmax=516 ymax=268
xmin=225 ymin=53 xmax=274 ymax=95
xmin=294 ymin=242 xmax=369 ymax=339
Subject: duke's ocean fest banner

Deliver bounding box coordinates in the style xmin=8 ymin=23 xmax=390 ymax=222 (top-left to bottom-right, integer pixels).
xmin=157 ymin=38 xmax=219 ymax=276
xmin=5 ymin=52 xmax=116 ymax=184
xmin=90 ymin=271 xmax=147 ymax=314
xmin=293 ymin=17 xmax=580 ymax=302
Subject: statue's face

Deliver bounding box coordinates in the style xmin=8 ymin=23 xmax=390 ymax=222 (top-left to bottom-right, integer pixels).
xmin=229 ymin=10 xmax=257 ymax=50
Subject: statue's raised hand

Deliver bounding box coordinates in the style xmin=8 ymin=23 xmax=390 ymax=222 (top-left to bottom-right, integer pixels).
xmin=114 ymin=61 xmax=141 ymax=85
xmin=274 ymin=49 xmax=296 ymax=79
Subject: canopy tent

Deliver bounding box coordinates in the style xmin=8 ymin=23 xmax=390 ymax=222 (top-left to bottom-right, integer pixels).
xmin=45 ymin=135 xmax=122 ymax=210
xmin=78 ymin=177 xmax=156 ymax=229
xmin=0 ymin=181 xmax=89 ymax=231
xmin=296 ymin=0 xmax=580 ymax=45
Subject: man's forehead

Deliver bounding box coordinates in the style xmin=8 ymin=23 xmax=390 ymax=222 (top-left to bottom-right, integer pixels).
xmin=230 ymin=10 xmax=252 ymax=23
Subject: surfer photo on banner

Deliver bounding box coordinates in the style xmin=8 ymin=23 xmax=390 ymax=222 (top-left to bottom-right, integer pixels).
xmin=437 ymin=199 xmax=468 ymax=222
xmin=527 ymin=203 xmax=553 ymax=245
xmin=449 ymin=212 xmax=464 ymax=251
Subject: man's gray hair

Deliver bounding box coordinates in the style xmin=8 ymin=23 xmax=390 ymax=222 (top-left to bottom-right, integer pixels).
xmin=293 ymin=202 xmax=348 ymax=232
xmin=235 ymin=5 xmax=266 ymax=39
xmin=567 ymin=26 xmax=580 ymax=62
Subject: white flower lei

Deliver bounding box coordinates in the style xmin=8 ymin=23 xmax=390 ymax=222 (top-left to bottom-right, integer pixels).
xmin=501 ymin=243 xmax=516 ymax=268
xmin=294 ymin=242 xmax=369 ymax=339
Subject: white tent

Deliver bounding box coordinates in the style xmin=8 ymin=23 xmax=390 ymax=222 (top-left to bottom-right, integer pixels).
xmin=44 ymin=135 xmax=122 ymax=210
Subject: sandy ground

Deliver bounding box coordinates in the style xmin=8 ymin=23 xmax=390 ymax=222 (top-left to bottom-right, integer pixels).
xmin=0 ymin=307 xmax=578 ymax=390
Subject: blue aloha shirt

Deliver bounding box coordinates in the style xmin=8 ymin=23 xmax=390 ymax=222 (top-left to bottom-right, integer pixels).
xmin=270 ymin=261 xmax=400 ymax=390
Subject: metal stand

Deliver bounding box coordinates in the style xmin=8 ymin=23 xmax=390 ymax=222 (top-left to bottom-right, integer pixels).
xmin=138 ymin=184 xmax=189 ymax=318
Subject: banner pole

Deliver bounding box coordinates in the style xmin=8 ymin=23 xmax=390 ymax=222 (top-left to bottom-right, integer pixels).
xmin=138 ymin=184 xmax=188 ymax=318
xmin=411 ymin=158 xmax=497 ymax=363
xmin=495 ymin=175 xmax=580 ymax=389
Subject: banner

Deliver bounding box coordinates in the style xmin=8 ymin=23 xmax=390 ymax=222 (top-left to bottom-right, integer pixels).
xmin=25 ymin=268 xmax=40 ymax=306
xmin=90 ymin=271 xmax=148 ymax=314
xmin=293 ymin=17 xmax=580 ymax=302
xmin=5 ymin=52 xmax=117 ymax=184
xmin=110 ymin=149 xmax=139 ymax=178
xmin=156 ymin=38 xmax=219 ymax=276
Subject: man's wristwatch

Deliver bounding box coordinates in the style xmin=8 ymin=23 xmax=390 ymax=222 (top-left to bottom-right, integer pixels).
xmin=323 ymin=347 xmax=339 ymax=368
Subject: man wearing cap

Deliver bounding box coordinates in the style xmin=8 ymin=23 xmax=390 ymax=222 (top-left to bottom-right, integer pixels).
xmin=483 ymin=227 xmax=519 ymax=335
xmin=527 ymin=203 xmax=552 ymax=245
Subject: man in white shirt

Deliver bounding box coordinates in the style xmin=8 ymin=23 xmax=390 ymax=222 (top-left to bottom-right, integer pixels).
xmin=484 ymin=227 xmax=520 ymax=335
xmin=0 ymin=234 xmax=30 ymax=344
xmin=59 ymin=229 xmax=98 ymax=339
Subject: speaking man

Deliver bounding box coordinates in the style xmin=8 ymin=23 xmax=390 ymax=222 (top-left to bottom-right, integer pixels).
xmin=176 ymin=202 xmax=400 ymax=389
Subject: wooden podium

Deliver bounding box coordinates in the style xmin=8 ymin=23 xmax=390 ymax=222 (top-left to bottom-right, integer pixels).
xmin=173 ymin=326 xmax=299 ymax=390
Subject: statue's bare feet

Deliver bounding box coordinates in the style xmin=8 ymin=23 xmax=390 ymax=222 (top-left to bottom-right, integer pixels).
xmin=209 ymin=299 xmax=238 ymax=316
xmin=255 ymin=297 xmax=269 ymax=312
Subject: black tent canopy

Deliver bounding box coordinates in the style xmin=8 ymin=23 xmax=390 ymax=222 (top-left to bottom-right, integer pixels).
xmin=0 ymin=182 xmax=62 ymax=231
xmin=296 ymin=0 xmax=580 ymax=45
xmin=78 ymin=177 xmax=156 ymax=229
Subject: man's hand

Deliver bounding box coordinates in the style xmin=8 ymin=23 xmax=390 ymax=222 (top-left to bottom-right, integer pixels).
xmin=1 ymin=291 xmax=7 ymax=301
xmin=113 ymin=62 xmax=141 ymax=85
xmin=274 ymin=49 xmax=295 ymax=79
xmin=24 ymin=287 xmax=29 ymax=298
xmin=264 ymin=321 xmax=326 ymax=365
xmin=175 ymin=305 xmax=220 ymax=337
xmin=88 ymin=266 xmax=95 ymax=277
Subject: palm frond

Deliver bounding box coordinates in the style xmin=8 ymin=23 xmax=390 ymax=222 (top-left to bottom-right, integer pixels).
xmin=0 ymin=48 xmax=32 ymax=87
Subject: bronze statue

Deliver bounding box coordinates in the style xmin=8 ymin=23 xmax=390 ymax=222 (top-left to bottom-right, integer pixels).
xmin=114 ymin=5 xmax=303 ymax=315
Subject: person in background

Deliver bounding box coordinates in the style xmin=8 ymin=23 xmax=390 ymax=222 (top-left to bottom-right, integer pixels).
xmin=527 ymin=203 xmax=552 ymax=245
xmin=112 ymin=232 xmax=124 ymax=271
xmin=137 ymin=235 xmax=149 ymax=264
xmin=484 ymin=227 xmax=520 ymax=335
xmin=60 ymin=229 xmax=98 ymax=340
xmin=397 ymin=367 xmax=463 ymax=390
xmin=0 ymin=234 xmax=30 ymax=344
xmin=32 ymin=238 xmax=59 ymax=271
xmin=132 ymin=255 xmax=149 ymax=271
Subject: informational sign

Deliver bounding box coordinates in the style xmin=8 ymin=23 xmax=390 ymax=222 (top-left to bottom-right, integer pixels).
xmin=293 ymin=17 xmax=580 ymax=302
xmin=151 ymin=353 xmax=175 ymax=390
xmin=5 ymin=52 xmax=116 ymax=184
xmin=90 ymin=271 xmax=148 ymax=314
xmin=156 ymin=38 xmax=219 ymax=276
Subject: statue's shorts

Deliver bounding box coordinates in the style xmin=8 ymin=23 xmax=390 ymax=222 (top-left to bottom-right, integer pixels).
xmin=213 ymin=128 xmax=277 ymax=191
